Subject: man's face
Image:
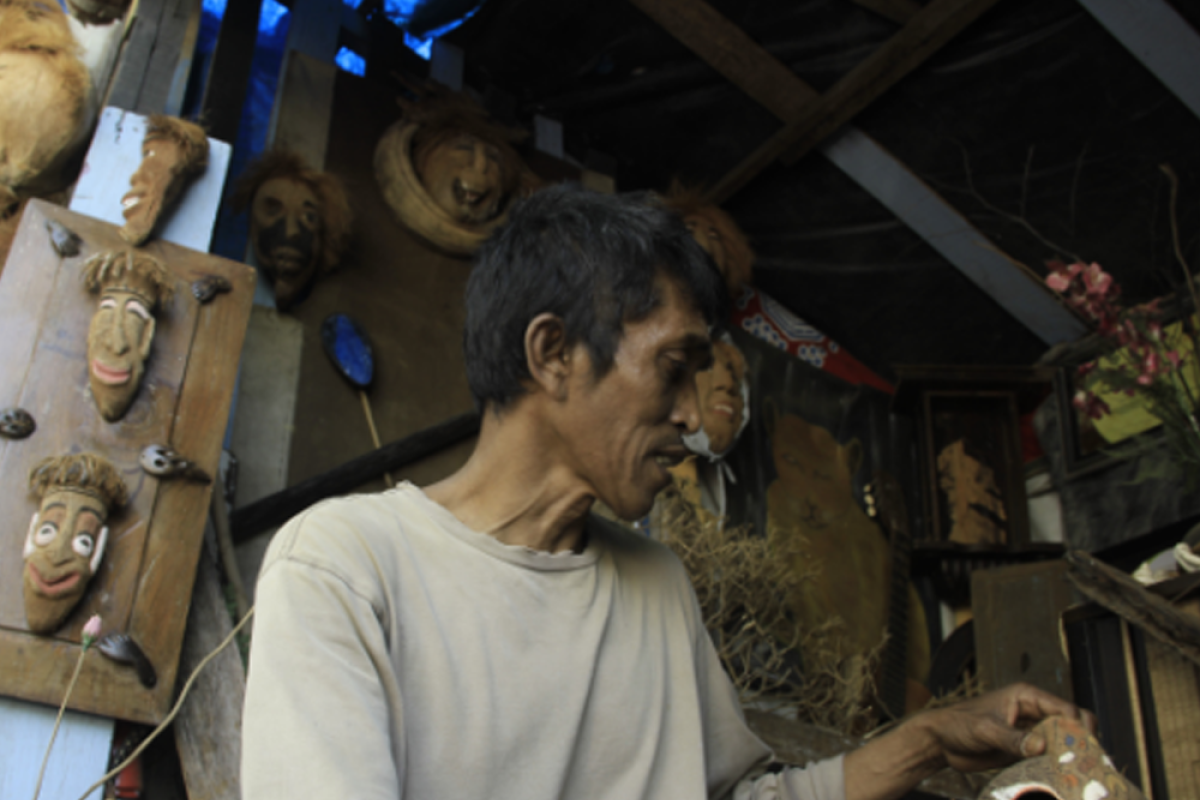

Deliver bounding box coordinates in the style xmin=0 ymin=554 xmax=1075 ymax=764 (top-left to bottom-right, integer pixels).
xmin=556 ymin=278 xmax=712 ymax=520
xmin=23 ymin=490 xmax=108 ymax=634
xmin=250 ymin=176 xmax=322 ymax=310
xmin=87 ymin=287 xmax=155 ymax=421
xmin=695 ymin=339 xmax=746 ymax=455
xmin=419 ymin=133 xmax=504 ymax=225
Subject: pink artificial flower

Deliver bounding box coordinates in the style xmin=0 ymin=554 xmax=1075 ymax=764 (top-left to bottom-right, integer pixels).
xmin=1082 ymin=263 xmax=1113 ymax=298
xmin=1137 ymin=373 xmax=1154 ymax=386
xmin=1167 ymin=350 xmax=1183 ymax=369
xmin=1077 ymin=361 xmax=1096 ymax=378
xmin=1046 ymin=271 xmax=1073 ymax=293
xmin=1144 ymin=351 xmax=1161 ymax=375
xmin=82 ymin=614 xmax=102 ymax=648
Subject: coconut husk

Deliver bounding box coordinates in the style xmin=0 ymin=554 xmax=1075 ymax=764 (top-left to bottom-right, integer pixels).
xmin=0 ymin=0 xmax=95 ymax=200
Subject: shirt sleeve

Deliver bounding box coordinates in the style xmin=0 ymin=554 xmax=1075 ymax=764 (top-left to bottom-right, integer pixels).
xmin=241 ymin=517 xmax=403 ymax=800
xmin=733 ymin=756 xmax=846 ymax=800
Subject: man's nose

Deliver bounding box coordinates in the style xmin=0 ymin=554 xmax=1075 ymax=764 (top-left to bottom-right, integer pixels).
xmin=672 ymin=379 xmax=702 ymax=435
xmin=47 ymin=529 xmax=75 ymax=564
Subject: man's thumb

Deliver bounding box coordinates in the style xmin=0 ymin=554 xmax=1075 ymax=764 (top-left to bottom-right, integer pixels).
xmin=1018 ymin=731 xmax=1046 ymax=759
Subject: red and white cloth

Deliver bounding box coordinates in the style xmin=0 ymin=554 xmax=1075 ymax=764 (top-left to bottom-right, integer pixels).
xmin=732 ymin=286 xmax=894 ymax=393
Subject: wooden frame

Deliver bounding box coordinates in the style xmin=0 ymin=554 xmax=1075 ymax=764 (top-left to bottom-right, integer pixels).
xmin=893 ymin=365 xmax=1058 ymax=553
xmin=0 ymin=201 xmax=254 ymax=725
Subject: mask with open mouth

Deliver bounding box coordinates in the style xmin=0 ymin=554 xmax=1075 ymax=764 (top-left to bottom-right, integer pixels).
xmin=23 ymin=453 xmax=128 ymax=634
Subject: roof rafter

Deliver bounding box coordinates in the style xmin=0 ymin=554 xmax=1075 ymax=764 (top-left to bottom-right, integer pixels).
xmin=625 ymin=0 xmax=1088 ymax=345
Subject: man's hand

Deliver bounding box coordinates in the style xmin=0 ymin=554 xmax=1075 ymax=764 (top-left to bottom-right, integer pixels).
xmin=843 ymin=683 xmax=1096 ymax=800
xmin=913 ymin=682 xmax=1097 ymax=774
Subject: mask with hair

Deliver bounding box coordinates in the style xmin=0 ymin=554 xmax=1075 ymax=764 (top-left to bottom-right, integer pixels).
xmin=23 ymin=453 xmax=128 ymax=634
xmin=683 ymin=333 xmax=750 ymax=460
xmin=83 ymin=250 xmax=175 ymax=421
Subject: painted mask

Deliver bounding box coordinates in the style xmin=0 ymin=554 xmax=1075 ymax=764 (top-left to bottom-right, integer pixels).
xmin=417 ymin=132 xmax=505 ymax=225
xmin=694 ymin=338 xmax=748 ymax=456
xmin=120 ymin=116 xmax=209 ymax=246
xmin=250 ymin=176 xmax=322 ymax=311
xmin=23 ymin=453 xmax=127 ymax=634
xmin=84 ymin=251 xmax=173 ymax=422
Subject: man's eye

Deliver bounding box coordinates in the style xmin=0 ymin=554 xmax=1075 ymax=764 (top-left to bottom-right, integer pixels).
xmin=35 ymin=523 xmax=57 ymax=546
xmin=73 ymin=534 xmax=95 ymax=558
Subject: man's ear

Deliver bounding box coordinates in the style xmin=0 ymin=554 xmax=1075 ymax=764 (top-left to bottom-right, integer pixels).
xmin=524 ymin=313 xmax=572 ymax=400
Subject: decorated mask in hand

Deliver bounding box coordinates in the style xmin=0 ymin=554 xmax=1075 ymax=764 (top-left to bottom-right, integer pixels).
xmin=83 ymin=250 xmax=175 ymax=422
xmin=23 ymin=453 xmax=128 ymax=634
xmin=234 ymin=151 xmax=351 ymax=311
xmin=119 ymin=115 xmax=209 ymax=246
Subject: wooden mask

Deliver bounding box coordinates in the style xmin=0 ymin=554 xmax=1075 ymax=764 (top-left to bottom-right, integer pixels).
xmin=120 ymin=116 xmax=209 ymax=247
xmin=689 ymin=336 xmax=748 ymax=457
xmin=83 ymin=251 xmax=174 ymax=421
xmin=233 ymin=151 xmax=352 ymax=312
xmin=250 ymin=176 xmax=322 ymax=310
xmin=23 ymin=453 xmax=128 ymax=634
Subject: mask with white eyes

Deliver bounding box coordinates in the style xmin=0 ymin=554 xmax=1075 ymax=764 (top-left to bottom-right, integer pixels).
xmin=22 ymin=490 xmax=111 ymax=634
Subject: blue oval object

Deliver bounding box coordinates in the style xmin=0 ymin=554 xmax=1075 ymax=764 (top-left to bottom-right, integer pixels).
xmin=321 ymin=313 xmax=375 ymax=390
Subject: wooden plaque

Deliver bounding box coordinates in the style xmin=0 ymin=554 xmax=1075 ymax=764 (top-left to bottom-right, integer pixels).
xmin=0 ymin=200 xmax=254 ymax=724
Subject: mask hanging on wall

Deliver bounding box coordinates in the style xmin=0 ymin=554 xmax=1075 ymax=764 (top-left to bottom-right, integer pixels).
xmin=374 ymin=78 xmax=534 ymax=256
xmin=661 ymin=181 xmax=756 ymax=299
xmin=0 ymin=0 xmax=97 ymax=269
xmin=23 ymin=453 xmax=129 ymax=634
xmin=120 ymin=116 xmax=210 ymax=246
xmin=83 ymin=250 xmax=175 ymax=422
xmin=232 ymin=151 xmax=352 ymax=312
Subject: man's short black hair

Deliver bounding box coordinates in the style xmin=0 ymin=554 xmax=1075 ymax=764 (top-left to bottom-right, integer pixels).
xmin=464 ymin=183 xmax=729 ymax=411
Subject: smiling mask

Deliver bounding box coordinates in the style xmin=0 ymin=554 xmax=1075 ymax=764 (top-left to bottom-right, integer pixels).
xmin=83 ymin=250 xmax=174 ymax=422
xmin=23 ymin=453 xmax=128 ymax=634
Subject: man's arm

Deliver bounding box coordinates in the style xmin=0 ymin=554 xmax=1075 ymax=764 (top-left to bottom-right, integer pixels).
xmin=842 ymin=683 xmax=1095 ymax=800
xmin=242 ymin=550 xmax=401 ymax=800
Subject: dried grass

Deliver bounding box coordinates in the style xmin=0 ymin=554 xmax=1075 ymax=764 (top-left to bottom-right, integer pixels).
xmin=656 ymin=487 xmax=885 ymax=736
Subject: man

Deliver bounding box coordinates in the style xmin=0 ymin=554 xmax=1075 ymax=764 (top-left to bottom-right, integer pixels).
xmin=242 ymin=184 xmax=1090 ymax=800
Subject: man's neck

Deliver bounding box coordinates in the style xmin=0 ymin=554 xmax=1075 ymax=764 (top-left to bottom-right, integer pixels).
xmin=424 ymin=405 xmax=595 ymax=553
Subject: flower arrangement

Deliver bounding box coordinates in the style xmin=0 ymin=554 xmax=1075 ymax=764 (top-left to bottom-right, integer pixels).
xmin=1045 ymin=259 xmax=1200 ymax=486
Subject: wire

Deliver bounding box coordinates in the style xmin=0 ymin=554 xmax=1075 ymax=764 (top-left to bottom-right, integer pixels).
xmin=73 ymin=606 xmax=256 ymax=800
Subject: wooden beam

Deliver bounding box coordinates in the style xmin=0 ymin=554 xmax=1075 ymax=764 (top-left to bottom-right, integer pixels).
xmin=821 ymin=128 xmax=1088 ymax=344
xmin=631 ymin=0 xmax=1087 ymax=346
xmin=230 ymin=412 xmax=481 ymax=542
xmin=200 ymin=0 xmax=263 ymax=143
xmin=708 ymin=0 xmax=1004 ymax=202
xmin=1078 ymin=0 xmax=1200 ymax=123
xmin=625 ymin=0 xmax=817 ymax=121
xmin=850 ymin=0 xmax=921 ymax=25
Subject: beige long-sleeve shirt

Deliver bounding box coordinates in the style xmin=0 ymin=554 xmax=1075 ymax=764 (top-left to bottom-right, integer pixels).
xmin=242 ymin=482 xmax=844 ymax=800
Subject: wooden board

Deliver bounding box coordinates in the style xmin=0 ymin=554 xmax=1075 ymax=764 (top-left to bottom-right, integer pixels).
xmin=0 ymin=200 xmax=254 ymax=725
xmin=971 ymin=559 xmax=1075 ymax=700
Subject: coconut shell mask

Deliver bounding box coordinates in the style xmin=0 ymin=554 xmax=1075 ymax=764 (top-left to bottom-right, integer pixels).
xmin=23 ymin=453 xmax=128 ymax=634
xmin=233 ymin=151 xmax=352 ymax=312
xmin=83 ymin=251 xmax=175 ymax=422
xmin=120 ymin=116 xmax=209 ymax=246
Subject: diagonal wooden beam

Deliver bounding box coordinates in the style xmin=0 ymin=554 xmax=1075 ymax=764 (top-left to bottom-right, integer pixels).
xmin=628 ymin=0 xmax=1088 ymax=346
xmin=1077 ymin=0 xmax=1200 ymax=125
xmin=692 ymin=0 xmax=1003 ymax=202
xmin=625 ymin=0 xmax=818 ymax=122
xmin=850 ymin=0 xmax=921 ymax=25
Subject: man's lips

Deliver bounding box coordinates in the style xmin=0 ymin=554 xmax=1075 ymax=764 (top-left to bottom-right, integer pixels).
xmin=26 ymin=562 xmax=82 ymax=596
xmin=92 ymin=360 xmax=131 ymax=385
